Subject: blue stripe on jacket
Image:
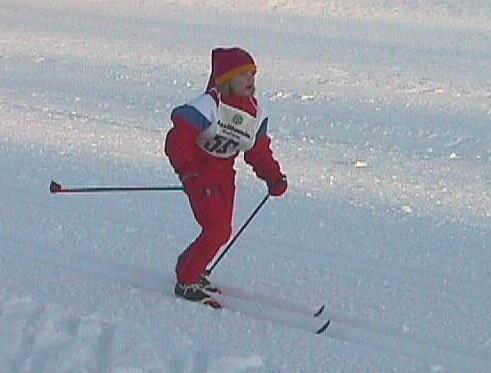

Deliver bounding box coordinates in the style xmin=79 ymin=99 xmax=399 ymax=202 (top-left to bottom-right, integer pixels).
xmin=171 ymin=104 xmax=211 ymax=131
xmin=252 ymin=117 xmax=268 ymax=145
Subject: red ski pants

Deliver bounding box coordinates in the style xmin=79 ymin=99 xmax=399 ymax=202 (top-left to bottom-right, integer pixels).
xmin=176 ymin=172 xmax=235 ymax=284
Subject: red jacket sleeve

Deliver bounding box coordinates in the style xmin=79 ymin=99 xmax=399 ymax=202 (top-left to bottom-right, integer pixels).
xmin=244 ymin=135 xmax=284 ymax=183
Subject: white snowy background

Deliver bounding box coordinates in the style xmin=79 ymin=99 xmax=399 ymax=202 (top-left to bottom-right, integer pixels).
xmin=0 ymin=0 xmax=490 ymax=372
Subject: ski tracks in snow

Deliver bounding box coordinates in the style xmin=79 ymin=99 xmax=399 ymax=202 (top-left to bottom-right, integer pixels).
xmin=0 ymin=294 xmax=122 ymax=373
xmin=326 ymin=316 xmax=489 ymax=372
xmin=216 ymin=282 xmax=490 ymax=372
xmin=0 ymin=241 xmax=266 ymax=373
xmin=0 ymin=292 xmax=263 ymax=373
xmin=243 ymin=260 xmax=490 ymax=371
xmin=3 ymin=240 xmax=489 ymax=372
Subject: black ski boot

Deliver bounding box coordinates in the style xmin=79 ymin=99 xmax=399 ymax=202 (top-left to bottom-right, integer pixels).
xmin=174 ymin=282 xmax=221 ymax=308
xmin=200 ymin=276 xmax=221 ymax=294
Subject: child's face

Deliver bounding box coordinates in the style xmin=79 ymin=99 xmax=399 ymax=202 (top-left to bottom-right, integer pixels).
xmin=229 ymin=71 xmax=256 ymax=97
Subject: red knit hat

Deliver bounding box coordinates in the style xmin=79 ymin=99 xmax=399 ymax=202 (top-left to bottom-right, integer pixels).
xmin=206 ymin=47 xmax=257 ymax=91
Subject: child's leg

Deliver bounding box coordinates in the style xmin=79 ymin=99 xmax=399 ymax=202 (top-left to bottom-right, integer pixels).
xmin=176 ymin=175 xmax=235 ymax=284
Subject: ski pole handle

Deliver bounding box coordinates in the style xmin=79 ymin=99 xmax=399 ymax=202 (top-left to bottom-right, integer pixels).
xmin=50 ymin=180 xmax=184 ymax=194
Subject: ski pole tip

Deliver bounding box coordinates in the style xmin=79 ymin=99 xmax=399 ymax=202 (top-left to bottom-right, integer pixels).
xmin=50 ymin=180 xmax=62 ymax=193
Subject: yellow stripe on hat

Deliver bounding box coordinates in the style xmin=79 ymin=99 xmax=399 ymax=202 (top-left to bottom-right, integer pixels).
xmin=216 ymin=64 xmax=257 ymax=85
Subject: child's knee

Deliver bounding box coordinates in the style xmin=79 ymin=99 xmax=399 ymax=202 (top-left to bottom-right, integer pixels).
xmin=206 ymin=225 xmax=232 ymax=247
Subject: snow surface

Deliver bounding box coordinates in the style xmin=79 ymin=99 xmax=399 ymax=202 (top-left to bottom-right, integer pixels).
xmin=0 ymin=0 xmax=490 ymax=372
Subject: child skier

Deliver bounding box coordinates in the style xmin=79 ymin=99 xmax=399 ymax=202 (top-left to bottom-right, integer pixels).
xmin=165 ymin=47 xmax=287 ymax=305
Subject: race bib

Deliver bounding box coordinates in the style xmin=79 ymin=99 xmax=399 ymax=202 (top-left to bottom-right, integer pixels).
xmin=197 ymin=102 xmax=261 ymax=158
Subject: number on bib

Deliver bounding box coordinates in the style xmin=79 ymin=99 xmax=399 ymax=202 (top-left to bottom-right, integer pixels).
xmin=203 ymin=135 xmax=240 ymax=155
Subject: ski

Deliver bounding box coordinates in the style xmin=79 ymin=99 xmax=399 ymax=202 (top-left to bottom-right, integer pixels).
xmin=174 ymin=278 xmax=330 ymax=335
xmin=212 ymin=283 xmax=327 ymax=319
xmin=314 ymin=304 xmax=325 ymax=318
xmin=316 ymin=319 xmax=331 ymax=334
xmin=200 ymin=291 xmax=331 ymax=335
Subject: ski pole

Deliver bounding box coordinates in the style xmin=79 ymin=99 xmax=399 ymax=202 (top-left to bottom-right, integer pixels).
xmin=209 ymin=193 xmax=270 ymax=272
xmin=49 ymin=180 xmax=184 ymax=194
